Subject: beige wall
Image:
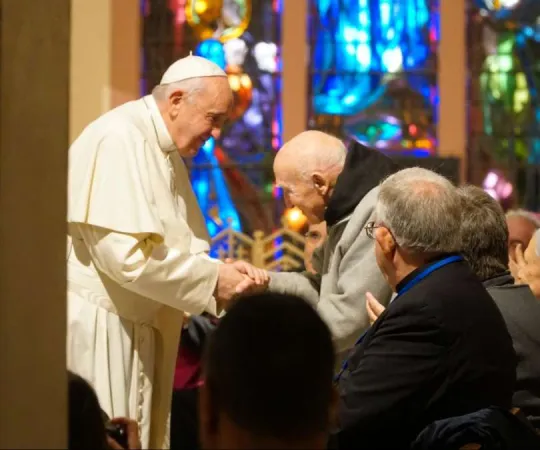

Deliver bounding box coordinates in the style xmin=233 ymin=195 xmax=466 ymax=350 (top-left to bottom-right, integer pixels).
xmin=438 ymin=0 xmax=467 ymax=182
xmin=70 ymin=0 xmax=140 ymax=142
xmin=282 ymin=0 xmax=308 ymax=143
xmin=0 ymin=0 xmax=70 ymax=447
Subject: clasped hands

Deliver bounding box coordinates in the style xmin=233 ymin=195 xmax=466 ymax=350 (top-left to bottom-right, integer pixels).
xmin=215 ymin=259 xmax=269 ymax=309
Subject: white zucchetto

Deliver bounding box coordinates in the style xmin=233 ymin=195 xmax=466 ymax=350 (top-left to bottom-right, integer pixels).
xmin=160 ymin=54 xmax=227 ymax=85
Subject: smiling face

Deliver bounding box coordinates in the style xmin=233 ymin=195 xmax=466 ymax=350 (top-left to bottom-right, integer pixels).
xmin=163 ymin=77 xmax=233 ymax=157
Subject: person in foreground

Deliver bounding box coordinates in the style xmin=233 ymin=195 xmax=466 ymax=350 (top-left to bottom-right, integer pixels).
xmin=69 ymin=371 xmax=141 ymax=449
xmin=199 ymin=293 xmax=336 ymax=450
xmin=266 ymin=132 xmax=395 ymax=364
xmin=67 ymin=55 xmax=266 ymax=448
xmin=332 ymin=168 xmax=516 ymax=450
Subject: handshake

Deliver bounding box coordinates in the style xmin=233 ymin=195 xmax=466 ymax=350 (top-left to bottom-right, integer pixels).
xmin=214 ymin=259 xmax=270 ymax=310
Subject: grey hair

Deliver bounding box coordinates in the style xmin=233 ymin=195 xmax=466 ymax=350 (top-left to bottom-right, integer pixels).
xmin=458 ymin=185 xmax=509 ymax=280
xmin=151 ymin=77 xmax=206 ymax=104
xmin=505 ymin=209 xmax=540 ymax=228
xmin=375 ymin=167 xmax=461 ymax=255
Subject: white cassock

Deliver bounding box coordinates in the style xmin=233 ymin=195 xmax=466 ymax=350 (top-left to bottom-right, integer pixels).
xmin=66 ymin=95 xmax=219 ymax=449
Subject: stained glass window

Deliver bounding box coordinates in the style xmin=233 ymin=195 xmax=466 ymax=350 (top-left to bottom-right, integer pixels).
xmin=469 ymin=0 xmax=540 ymax=208
xmin=308 ymin=0 xmax=440 ymax=157
xmin=141 ymin=0 xmax=283 ymax=238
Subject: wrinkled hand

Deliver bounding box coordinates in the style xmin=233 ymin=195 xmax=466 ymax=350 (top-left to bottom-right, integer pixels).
xmin=225 ymin=258 xmax=269 ymax=295
xmin=106 ymin=417 xmax=141 ymax=450
xmin=366 ymin=292 xmax=386 ymax=325
xmin=509 ymin=243 xmax=526 ymax=283
xmin=510 ymin=243 xmax=540 ymax=298
xmin=215 ymin=263 xmax=253 ymax=310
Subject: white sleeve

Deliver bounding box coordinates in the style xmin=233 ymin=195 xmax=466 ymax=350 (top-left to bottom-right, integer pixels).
xmin=77 ymin=224 xmax=219 ymax=316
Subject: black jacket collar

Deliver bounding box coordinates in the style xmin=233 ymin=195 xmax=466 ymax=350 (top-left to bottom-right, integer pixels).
xmin=482 ymin=271 xmax=514 ymax=289
xmin=324 ymin=141 xmax=399 ymax=227
xmin=395 ymin=254 xmax=462 ymax=293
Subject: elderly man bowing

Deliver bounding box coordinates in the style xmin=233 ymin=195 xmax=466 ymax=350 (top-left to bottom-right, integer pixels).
xmin=67 ymin=55 xmax=265 ymax=449
xmin=264 ymin=131 xmax=395 ymax=364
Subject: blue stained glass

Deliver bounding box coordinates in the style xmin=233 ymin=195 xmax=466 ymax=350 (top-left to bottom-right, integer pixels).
xmin=310 ymin=0 xmax=439 ymax=154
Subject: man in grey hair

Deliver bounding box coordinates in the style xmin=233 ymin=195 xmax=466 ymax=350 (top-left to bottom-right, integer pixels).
xmin=332 ymin=168 xmax=516 ymax=450
xmin=459 ymin=185 xmax=540 ymax=428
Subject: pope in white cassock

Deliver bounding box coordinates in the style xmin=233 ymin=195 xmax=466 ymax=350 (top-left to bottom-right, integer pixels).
xmin=66 ymin=55 xmax=266 ymax=449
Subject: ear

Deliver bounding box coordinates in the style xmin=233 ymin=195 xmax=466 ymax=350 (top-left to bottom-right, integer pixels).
xmin=375 ymin=226 xmax=396 ymax=258
xmin=312 ymin=172 xmax=331 ymax=197
xmin=167 ymin=89 xmax=185 ymax=117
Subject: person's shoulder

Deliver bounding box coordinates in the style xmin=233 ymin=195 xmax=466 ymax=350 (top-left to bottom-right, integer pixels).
xmin=351 ymin=186 xmax=379 ymax=218
xmin=77 ymin=99 xmax=147 ymax=144
xmin=338 ymin=186 xmax=380 ymax=239
xmin=489 ymin=283 xmax=537 ymax=304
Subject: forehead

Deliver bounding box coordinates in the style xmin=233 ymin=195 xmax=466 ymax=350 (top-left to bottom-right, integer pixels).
xmin=273 ymin=152 xmax=301 ymax=182
xmin=506 ymin=216 xmax=536 ymax=237
xmin=198 ymin=77 xmax=233 ymax=112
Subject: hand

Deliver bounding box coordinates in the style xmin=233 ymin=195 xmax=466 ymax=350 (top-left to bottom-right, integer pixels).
xmin=509 ymin=243 xmax=526 ymax=283
xmin=106 ymin=417 xmax=141 ymax=450
xmin=518 ymin=263 xmax=540 ymax=298
xmin=366 ymin=292 xmax=385 ymax=325
xmin=215 ymin=263 xmax=255 ymax=310
xmin=225 ymin=259 xmax=269 ymax=295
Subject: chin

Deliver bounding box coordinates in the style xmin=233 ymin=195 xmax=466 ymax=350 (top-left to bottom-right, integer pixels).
xmin=178 ymin=146 xmax=200 ymax=158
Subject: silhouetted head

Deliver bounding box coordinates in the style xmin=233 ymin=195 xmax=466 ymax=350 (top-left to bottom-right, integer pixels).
xmin=200 ymin=293 xmax=336 ymax=449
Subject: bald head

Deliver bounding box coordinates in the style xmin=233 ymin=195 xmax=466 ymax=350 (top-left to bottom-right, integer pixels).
xmin=275 ymin=131 xmax=347 ymax=180
xmin=274 ymin=131 xmax=347 ymax=224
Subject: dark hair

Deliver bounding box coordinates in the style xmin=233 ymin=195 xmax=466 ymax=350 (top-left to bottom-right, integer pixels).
xmin=204 ymin=293 xmax=335 ymax=439
xmin=68 ymin=371 xmax=109 ymax=449
xmin=458 ymin=185 xmax=509 ymax=280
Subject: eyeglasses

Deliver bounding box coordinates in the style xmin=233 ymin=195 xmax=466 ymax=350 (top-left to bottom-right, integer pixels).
xmin=364 ymin=221 xmax=380 ymax=239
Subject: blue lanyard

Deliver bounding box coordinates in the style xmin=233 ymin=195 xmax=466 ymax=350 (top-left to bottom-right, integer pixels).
xmin=334 ymin=254 xmax=463 ymax=383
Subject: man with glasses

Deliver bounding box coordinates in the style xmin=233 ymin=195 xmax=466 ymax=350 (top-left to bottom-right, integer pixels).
xmin=331 ymin=168 xmax=516 ymax=450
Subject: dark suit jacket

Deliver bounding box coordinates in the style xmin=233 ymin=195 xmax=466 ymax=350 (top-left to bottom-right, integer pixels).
xmin=485 ymin=273 xmax=540 ymax=428
xmin=332 ymin=258 xmax=516 ymax=450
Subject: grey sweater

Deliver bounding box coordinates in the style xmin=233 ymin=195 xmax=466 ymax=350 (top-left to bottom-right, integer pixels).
xmin=269 ymin=186 xmax=393 ymax=361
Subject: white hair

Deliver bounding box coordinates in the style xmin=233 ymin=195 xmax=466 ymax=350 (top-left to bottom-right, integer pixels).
xmin=505 ymin=209 xmax=540 ymax=228
xmin=151 ymin=77 xmax=206 ymax=104
xmin=376 ymin=167 xmax=462 ymax=255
